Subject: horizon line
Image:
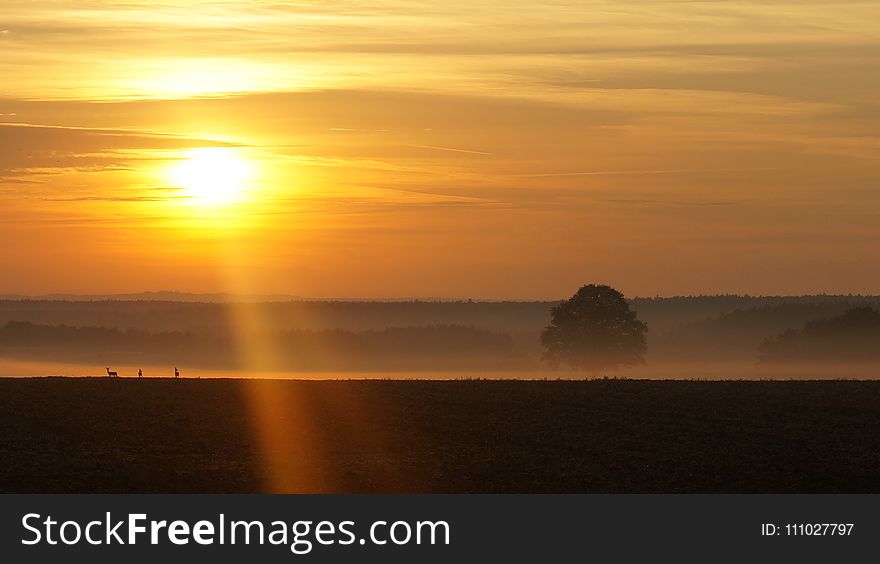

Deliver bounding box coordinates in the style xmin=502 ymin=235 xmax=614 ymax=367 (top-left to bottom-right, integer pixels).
xmin=3 ymin=291 xmax=880 ymax=304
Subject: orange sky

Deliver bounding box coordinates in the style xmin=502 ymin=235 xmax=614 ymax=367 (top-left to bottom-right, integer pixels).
xmin=1 ymin=1 xmax=879 ymax=299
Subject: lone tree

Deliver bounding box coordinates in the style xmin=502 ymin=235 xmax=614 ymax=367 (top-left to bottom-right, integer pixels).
xmin=541 ymin=284 xmax=647 ymax=371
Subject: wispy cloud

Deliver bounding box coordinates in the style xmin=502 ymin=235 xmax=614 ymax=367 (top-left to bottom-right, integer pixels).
xmin=511 ymin=167 xmax=778 ymax=178
xmin=408 ymin=144 xmax=493 ymax=156
xmin=3 ymin=1 xmax=879 ymax=105
xmin=0 ymin=122 xmax=238 ymax=176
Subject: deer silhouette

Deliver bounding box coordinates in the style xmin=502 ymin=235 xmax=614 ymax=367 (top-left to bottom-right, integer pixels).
xmin=105 ymin=367 xmax=118 ymax=378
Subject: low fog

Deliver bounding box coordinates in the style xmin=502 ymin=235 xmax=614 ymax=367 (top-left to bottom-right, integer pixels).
xmin=1 ymin=295 xmax=879 ymax=379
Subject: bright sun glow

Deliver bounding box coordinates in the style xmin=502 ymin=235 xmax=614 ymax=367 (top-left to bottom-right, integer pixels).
xmin=168 ymin=147 xmax=253 ymax=205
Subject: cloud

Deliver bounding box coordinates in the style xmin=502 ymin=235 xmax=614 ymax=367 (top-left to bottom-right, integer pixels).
xmin=0 ymin=122 xmax=237 ymax=178
xmin=510 ymin=167 xmax=778 ymax=178
xmin=42 ymin=186 xmax=187 ymax=203
xmin=2 ymin=0 xmax=879 ymax=107
xmin=408 ymin=145 xmax=493 ymax=156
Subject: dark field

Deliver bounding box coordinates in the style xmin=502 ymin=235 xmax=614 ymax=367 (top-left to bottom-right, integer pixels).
xmin=1 ymin=378 xmax=879 ymax=493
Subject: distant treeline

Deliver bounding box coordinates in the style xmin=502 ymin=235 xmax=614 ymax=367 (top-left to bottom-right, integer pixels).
xmin=0 ymin=321 xmax=524 ymax=371
xmin=0 ymin=300 xmax=552 ymax=338
xmin=758 ymin=307 xmax=880 ymax=363
xmin=3 ymin=294 xmax=878 ymax=341
xmin=3 ymin=296 xmax=880 ymax=371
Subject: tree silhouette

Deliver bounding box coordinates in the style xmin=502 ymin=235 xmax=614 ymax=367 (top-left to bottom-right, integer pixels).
xmin=541 ymin=284 xmax=647 ymax=371
xmin=758 ymin=307 xmax=880 ymax=363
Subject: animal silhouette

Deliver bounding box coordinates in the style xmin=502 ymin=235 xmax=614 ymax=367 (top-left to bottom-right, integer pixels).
xmin=105 ymin=367 xmax=118 ymax=378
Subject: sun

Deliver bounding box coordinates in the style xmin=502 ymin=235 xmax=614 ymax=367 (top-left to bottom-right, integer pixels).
xmin=168 ymin=147 xmax=253 ymax=205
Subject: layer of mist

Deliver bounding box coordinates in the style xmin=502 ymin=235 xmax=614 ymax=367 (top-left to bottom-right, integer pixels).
xmin=1 ymin=296 xmax=879 ymax=378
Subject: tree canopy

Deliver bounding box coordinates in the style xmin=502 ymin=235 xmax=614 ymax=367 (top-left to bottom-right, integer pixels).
xmin=540 ymin=284 xmax=647 ymax=371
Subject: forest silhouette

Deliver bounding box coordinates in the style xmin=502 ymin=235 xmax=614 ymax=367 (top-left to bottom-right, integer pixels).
xmin=2 ymin=295 xmax=880 ymax=373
